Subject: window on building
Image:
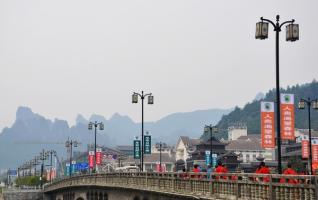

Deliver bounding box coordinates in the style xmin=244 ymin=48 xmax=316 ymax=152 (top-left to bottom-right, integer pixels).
xmin=246 ymin=154 xmax=250 ymax=162
xmin=253 ymin=154 xmax=256 ymax=161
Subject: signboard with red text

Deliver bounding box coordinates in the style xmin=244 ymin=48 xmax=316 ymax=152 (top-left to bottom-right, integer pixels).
xmin=261 ymin=102 xmax=275 ymax=148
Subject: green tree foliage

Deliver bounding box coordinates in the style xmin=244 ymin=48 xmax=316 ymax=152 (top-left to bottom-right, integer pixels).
xmin=202 ymin=81 xmax=318 ymax=140
xmin=15 ymin=176 xmax=47 ymax=186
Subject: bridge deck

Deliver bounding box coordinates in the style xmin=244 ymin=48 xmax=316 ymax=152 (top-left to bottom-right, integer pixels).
xmin=44 ymin=172 xmax=318 ymax=199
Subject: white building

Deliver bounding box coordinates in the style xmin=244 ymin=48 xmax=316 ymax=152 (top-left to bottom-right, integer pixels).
xmin=175 ymin=136 xmax=201 ymax=163
xmin=228 ymin=124 xmax=247 ymax=141
xmin=226 ymin=135 xmax=275 ymax=163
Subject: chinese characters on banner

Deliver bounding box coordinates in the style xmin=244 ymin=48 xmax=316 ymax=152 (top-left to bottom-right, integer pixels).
xmin=134 ymin=139 xmax=141 ymax=159
xmin=261 ymin=102 xmax=275 ymax=148
xmin=312 ymin=139 xmax=318 ymax=171
xmin=302 ymin=135 xmax=309 ymax=159
xmin=144 ymin=135 xmax=151 ymax=154
xmin=280 ymin=94 xmax=295 ymax=140
xmin=96 ymin=148 xmax=102 ymax=165
xmin=88 ymin=151 xmax=95 ymax=169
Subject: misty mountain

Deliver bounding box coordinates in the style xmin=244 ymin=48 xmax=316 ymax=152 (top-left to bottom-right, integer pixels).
xmin=0 ymin=107 xmax=231 ymax=169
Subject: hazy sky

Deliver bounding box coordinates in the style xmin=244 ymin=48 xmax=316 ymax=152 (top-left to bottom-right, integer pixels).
xmin=0 ymin=0 xmax=317 ymax=129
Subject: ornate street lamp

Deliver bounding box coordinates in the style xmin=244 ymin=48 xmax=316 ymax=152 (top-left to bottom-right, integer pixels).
xmin=298 ymin=98 xmax=318 ymax=175
xmin=132 ymin=91 xmax=154 ymax=171
xmin=88 ymin=121 xmax=104 ymax=172
xmin=65 ymin=138 xmax=78 ymax=177
xmin=204 ymin=125 xmax=218 ymax=167
xmin=255 ymin=15 xmax=299 ymax=174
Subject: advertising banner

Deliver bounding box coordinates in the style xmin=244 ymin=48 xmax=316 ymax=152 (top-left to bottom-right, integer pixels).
xmin=96 ymin=148 xmax=102 ymax=165
xmin=71 ymin=160 xmax=76 ymax=174
xmin=261 ymin=102 xmax=275 ymax=148
xmin=88 ymin=151 xmax=95 ymax=169
xmin=312 ymin=139 xmax=318 ymax=165
xmin=302 ymin=135 xmax=309 ymax=159
xmin=65 ymin=163 xmax=70 ymax=176
xmin=281 ymin=94 xmax=295 ymax=140
xmin=205 ymin=150 xmax=211 ymax=165
xmin=144 ymin=135 xmax=151 ymax=154
xmin=134 ymin=139 xmax=141 ymax=159
xmin=205 ymin=151 xmax=217 ymax=167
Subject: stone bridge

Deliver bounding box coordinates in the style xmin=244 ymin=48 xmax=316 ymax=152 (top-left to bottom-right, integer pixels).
xmin=43 ymin=172 xmax=318 ymax=200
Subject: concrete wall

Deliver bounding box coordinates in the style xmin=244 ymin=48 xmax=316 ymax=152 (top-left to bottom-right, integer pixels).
xmin=47 ymin=187 xmax=199 ymax=200
xmin=3 ymin=190 xmax=43 ymax=200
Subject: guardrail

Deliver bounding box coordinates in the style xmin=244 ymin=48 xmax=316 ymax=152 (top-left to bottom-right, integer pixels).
xmin=44 ymin=172 xmax=318 ymax=199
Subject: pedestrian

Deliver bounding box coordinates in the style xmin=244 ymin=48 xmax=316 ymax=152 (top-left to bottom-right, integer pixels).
xmin=192 ymin=164 xmax=200 ymax=173
xmin=215 ymin=161 xmax=227 ymax=180
xmin=257 ymin=162 xmax=270 ymax=182
xmin=280 ymin=163 xmax=298 ymax=184
xmin=207 ymin=164 xmax=212 ymax=180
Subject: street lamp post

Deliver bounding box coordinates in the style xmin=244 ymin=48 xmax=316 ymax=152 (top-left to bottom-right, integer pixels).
xmin=47 ymin=150 xmax=56 ymax=182
xmin=204 ymin=125 xmax=218 ymax=166
xmin=298 ymin=98 xmax=318 ymax=175
xmin=132 ymin=91 xmax=154 ymax=171
xmin=255 ymin=15 xmax=299 ymax=174
xmin=159 ymin=142 xmax=162 ymax=172
xmin=88 ymin=121 xmax=104 ymax=172
xmin=65 ymin=138 xmax=78 ymax=177
xmin=39 ymin=149 xmax=49 ymax=188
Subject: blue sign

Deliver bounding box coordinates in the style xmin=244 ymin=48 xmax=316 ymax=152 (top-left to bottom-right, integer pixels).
xmin=75 ymin=162 xmax=89 ymax=171
xmin=8 ymin=169 xmax=17 ymax=176
xmin=205 ymin=150 xmax=211 ymax=165
xmin=205 ymin=151 xmax=217 ymax=167
xmin=65 ymin=163 xmax=70 ymax=176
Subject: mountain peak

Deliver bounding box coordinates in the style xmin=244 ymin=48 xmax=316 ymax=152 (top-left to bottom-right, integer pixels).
xmin=76 ymin=114 xmax=88 ymax=125
xmin=16 ymin=106 xmax=35 ymax=121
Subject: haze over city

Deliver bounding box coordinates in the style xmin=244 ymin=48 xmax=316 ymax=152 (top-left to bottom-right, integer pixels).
xmin=1 ymin=0 xmax=317 ymax=130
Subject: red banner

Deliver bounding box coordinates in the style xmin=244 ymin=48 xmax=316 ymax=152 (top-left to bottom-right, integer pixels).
xmin=88 ymin=151 xmax=95 ymax=169
xmin=280 ymin=94 xmax=295 ymax=140
xmin=261 ymin=102 xmax=275 ymax=148
xmin=312 ymin=139 xmax=318 ymax=166
xmin=302 ymin=135 xmax=309 ymax=159
xmin=96 ymin=148 xmax=102 ymax=165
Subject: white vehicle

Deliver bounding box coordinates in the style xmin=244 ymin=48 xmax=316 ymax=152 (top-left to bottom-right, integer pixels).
xmin=115 ymin=166 xmax=140 ymax=172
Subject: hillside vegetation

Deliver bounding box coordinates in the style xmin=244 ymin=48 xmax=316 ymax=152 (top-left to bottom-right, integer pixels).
xmin=202 ymin=80 xmax=318 ymax=140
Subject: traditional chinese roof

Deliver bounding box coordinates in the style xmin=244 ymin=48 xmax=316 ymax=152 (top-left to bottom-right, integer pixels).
xmin=226 ymin=135 xmax=263 ymax=151
xmin=123 ymin=153 xmax=175 ymax=164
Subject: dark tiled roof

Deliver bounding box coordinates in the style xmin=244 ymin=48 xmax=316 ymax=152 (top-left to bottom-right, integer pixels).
xmin=116 ymin=145 xmax=134 ymax=151
xmin=124 ymin=153 xmax=175 ymax=163
xmin=226 ymin=135 xmax=262 ymax=151
xmin=179 ymin=136 xmax=201 ymax=146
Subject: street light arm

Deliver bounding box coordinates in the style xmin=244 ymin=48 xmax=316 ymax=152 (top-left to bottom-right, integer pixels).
xmin=279 ymin=19 xmax=295 ymax=29
xmin=260 ymin=17 xmax=276 ymax=29
xmin=143 ymin=93 xmax=152 ymax=97
xmin=133 ymin=92 xmax=142 ymax=98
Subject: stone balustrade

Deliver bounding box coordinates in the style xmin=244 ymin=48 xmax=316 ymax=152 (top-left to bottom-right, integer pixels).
xmin=44 ymin=172 xmax=318 ymax=199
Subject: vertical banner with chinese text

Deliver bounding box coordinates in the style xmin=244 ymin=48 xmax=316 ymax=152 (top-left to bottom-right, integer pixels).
xmin=96 ymin=148 xmax=102 ymax=165
xmin=312 ymin=139 xmax=318 ymax=171
xmin=281 ymin=94 xmax=295 ymax=140
xmin=261 ymin=102 xmax=275 ymax=148
xmin=144 ymin=135 xmax=151 ymax=154
xmin=134 ymin=139 xmax=141 ymax=159
xmin=88 ymin=151 xmax=94 ymax=169
xmin=302 ymin=135 xmax=309 ymax=159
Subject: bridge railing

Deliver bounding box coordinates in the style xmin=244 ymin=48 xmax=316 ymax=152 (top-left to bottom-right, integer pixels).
xmin=44 ymin=172 xmax=318 ymax=199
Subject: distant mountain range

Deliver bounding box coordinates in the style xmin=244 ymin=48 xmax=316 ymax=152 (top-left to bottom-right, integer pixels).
xmin=201 ymin=81 xmax=318 ymax=140
xmin=0 ymin=107 xmax=231 ymax=169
